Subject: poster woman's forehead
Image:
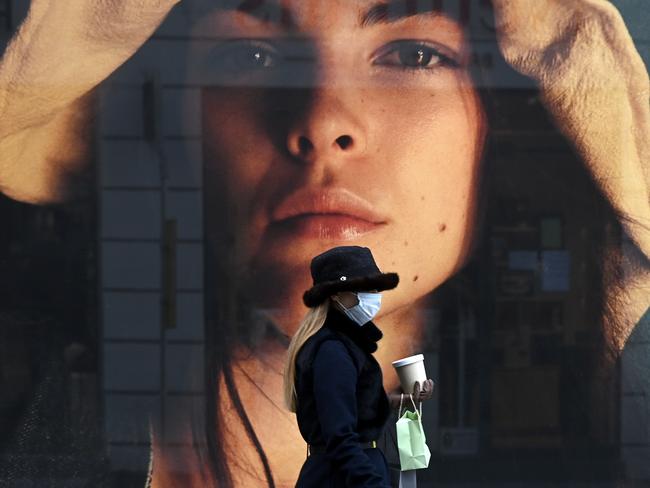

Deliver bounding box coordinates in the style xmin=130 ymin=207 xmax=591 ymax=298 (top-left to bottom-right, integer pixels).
xmin=196 ymin=0 xmax=472 ymax=40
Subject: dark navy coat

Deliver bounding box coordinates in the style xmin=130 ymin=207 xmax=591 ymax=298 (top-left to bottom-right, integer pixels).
xmin=294 ymin=308 xmax=391 ymax=487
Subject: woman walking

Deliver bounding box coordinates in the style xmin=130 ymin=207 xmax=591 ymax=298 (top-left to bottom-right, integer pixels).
xmin=284 ymin=246 xmax=433 ymax=487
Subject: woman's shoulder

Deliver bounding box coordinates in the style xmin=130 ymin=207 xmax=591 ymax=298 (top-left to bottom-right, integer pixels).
xmin=314 ymin=337 xmax=353 ymax=361
xmin=311 ymin=340 xmax=361 ymax=378
xmin=297 ymin=327 xmax=339 ymax=360
xmin=297 ymin=327 xmax=361 ymax=369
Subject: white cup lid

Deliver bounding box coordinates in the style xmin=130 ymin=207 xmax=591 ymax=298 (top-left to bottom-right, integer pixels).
xmin=391 ymin=354 xmax=424 ymax=368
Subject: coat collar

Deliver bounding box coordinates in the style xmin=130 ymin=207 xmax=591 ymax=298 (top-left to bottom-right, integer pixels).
xmin=324 ymin=307 xmax=383 ymax=353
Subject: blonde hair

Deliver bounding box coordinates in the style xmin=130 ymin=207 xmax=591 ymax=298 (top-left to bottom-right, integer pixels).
xmin=283 ymin=300 xmax=330 ymax=412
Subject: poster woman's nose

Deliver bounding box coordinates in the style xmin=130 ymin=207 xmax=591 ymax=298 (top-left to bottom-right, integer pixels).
xmin=285 ymin=92 xmax=368 ymax=164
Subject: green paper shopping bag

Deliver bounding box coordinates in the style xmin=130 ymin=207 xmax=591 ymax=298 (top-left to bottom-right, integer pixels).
xmin=396 ymin=394 xmax=431 ymax=471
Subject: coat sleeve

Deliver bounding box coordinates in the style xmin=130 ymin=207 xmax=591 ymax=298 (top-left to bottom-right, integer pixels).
xmin=312 ymin=340 xmax=390 ymax=488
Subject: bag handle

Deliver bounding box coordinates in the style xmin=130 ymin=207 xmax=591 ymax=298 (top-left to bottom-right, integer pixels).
xmin=408 ymin=393 xmax=422 ymax=418
xmin=398 ymin=393 xmax=423 ymax=418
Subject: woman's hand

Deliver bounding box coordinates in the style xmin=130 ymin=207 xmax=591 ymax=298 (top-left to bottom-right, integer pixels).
xmin=0 ymin=0 xmax=181 ymax=203
xmin=412 ymin=379 xmax=434 ymax=403
xmin=388 ymin=379 xmax=435 ymax=409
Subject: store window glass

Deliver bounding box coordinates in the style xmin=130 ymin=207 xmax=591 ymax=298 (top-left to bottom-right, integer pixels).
xmin=0 ymin=0 xmax=648 ymax=486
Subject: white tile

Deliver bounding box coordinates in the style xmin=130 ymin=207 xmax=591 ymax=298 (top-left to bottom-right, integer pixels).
xmin=154 ymin=41 xmax=192 ymax=86
xmin=101 ymin=76 xmax=202 ymax=139
xmin=155 ymin=3 xmax=195 ymax=37
xmin=163 ymin=395 xmax=205 ymax=444
xmin=108 ymin=39 xmax=191 ymax=85
xmin=99 ymin=84 xmax=143 ymax=137
xmin=104 ymin=343 xmax=161 ymax=391
xmin=107 ymin=445 xmax=152 ymax=472
xmin=164 ymin=344 xmax=204 ymax=392
xmin=621 ymin=395 xmax=649 ymax=445
xmin=102 ymin=242 xmax=162 ymax=289
xmin=105 ymin=394 xmax=160 ymax=443
xmin=177 ymin=243 xmax=203 ymax=290
xmin=100 ymin=140 xmax=161 ymax=188
xmin=103 ymin=292 xmax=161 ymax=340
xmin=160 ymin=38 xmax=246 ymax=86
xmin=106 ymin=42 xmax=158 ymax=85
xmin=101 ymin=190 xmax=161 ymax=239
xmin=162 ymin=88 xmax=202 ymax=137
xmin=164 ymin=140 xmax=202 ymax=188
xmin=165 ymin=292 xmax=204 ymax=341
xmin=621 ymin=343 xmax=650 ymax=395
xmin=165 ymin=191 xmax=202 ymax=240
xmin=475 ymin=43 xmax=535 ymax=89
xmin=622 ymin=446 xmax=650 ymax=480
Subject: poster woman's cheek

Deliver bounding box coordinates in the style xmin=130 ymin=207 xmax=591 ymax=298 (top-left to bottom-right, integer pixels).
xmin=199 ymin=2 xmax=486 ymax=332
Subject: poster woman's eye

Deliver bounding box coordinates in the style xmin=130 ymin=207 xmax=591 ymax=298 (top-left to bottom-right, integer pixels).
xmin=373 ymin=41 xmax=459 ymax=70
xmin=210 ymin=40 xmax=279 ymax=72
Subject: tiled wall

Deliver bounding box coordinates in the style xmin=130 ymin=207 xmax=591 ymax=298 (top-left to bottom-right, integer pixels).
xmin=620 ymin=307 xmax=650 ymax=480
xmin=98 ymin=4 xmax=205 ymax=472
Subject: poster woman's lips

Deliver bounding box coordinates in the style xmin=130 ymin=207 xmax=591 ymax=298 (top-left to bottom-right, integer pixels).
xmin=270 ymin=188 xmax=387 ymax=240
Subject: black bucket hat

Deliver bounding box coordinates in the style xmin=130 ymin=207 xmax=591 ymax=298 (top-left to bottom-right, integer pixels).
xmin=303 ymin=246 xmax=399 ymax=307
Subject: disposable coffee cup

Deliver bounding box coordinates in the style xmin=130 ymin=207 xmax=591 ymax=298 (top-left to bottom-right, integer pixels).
xmin=392 ymin=354 xmax=427 ymax=394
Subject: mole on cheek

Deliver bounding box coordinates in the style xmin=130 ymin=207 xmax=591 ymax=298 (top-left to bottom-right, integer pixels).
xmin=439 ymin=223 xmax=447 ymax=232
xmin=413 ymin=275 xmax=419 ymax=282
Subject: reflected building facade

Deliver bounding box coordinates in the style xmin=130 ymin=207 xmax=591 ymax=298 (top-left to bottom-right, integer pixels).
xmin=0 ymin=0 xmax=648 ymax=485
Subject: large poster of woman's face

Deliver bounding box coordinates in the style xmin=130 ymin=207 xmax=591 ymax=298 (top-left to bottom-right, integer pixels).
xmin=0 ymin=0 xmax=648 ymax=486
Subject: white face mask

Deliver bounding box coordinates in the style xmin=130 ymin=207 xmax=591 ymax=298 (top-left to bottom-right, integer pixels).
xmin=335 ymin=292 xmax=382 ymax=326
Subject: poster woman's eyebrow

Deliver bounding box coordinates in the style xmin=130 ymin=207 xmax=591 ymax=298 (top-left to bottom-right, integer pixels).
xmin=360 ymin=0 xmax=444 ymax=27
xmin=219 ymin=0 xmax=296 ymax=28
